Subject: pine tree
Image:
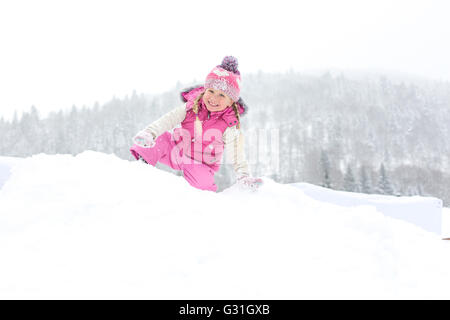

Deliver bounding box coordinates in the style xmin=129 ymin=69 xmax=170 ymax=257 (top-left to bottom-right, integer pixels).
xmin=0 ymin=117 xmax=7 ymax=155
xmin=377 ymin=163 xmax=394 ymax=195
xmin=320 ymin=150 xmax=332 ymax=188
xmin=359 ymin=165 xmax=372 ymax=194
xmin=66 ymin=105 xmax=80 ymax=155
xmin=343 ymin=164 xmax=357 ymax=192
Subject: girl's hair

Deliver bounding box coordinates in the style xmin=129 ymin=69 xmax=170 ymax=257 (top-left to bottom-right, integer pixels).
xmin=193 ymin=91 xmax=241 ymax=130
xmin=231 ymin=102 xmax=241 ymax=129
xmin=192 ymin=92 xmax=204 ymax=115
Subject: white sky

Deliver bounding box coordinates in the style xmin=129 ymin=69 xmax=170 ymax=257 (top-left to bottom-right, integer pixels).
xmin=0 ymin=0 xmax=449 ymax=120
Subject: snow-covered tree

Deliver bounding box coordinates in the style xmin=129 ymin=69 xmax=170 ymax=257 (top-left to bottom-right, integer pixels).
xmin=343 ymin=164 xmax=357 ymax=192
xmin=320 ymin=150 xmax=332 ymax=188
xmin=359 ymin=165 xmax=372 ymax=194
xmin=377 ymin=163 xmax=394 ymax=195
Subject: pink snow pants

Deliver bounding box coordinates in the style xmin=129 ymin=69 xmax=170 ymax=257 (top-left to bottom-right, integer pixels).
xmin=130 ymin=131 xmax=217 ymax=192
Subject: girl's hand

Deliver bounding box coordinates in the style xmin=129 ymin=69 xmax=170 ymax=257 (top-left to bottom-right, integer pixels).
xmin=237 ymin=176 xmax=264 ymax=191
xmin=133 ymin=130 xmax=155 ymax=148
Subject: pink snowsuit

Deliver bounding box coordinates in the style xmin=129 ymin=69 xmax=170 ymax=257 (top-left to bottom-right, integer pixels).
xmin=130 ymin=86 xmax=246 ymax=192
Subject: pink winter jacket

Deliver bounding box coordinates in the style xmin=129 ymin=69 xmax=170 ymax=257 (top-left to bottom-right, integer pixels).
xmin=143 ymin=86 xmax=250 ymax=177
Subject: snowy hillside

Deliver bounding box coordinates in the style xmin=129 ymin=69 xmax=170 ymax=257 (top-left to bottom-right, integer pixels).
xmin=0 ymin=152 xmax=450 ymax=299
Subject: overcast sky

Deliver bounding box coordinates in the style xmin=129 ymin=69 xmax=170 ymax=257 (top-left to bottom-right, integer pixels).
xmin=0 ymin=0 xmax=449 ymax=120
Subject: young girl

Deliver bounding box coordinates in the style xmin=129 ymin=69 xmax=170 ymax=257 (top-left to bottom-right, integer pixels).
xmin=130 ymin=56 xmax=263 ymax=192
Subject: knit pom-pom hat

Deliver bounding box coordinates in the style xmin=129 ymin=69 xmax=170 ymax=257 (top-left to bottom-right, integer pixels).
xmin=204 ymin=56 xmax=242 ymax=102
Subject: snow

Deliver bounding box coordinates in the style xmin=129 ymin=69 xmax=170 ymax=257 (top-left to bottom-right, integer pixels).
xmin=0 ymin=151 xmax=450 ymax=299
xmin=0 ymin=157 xmax=20 ymax=191
xmin=292 ymin=182 xmax=443 ymax=235
xmin=443 ymin=208 xmax=450 ymax=238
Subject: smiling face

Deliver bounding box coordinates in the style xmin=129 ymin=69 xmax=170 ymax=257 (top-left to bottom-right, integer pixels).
xmin=203 ymin=88 xmax=233 ymax=112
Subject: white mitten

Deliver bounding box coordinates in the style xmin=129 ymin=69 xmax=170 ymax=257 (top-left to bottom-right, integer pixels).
xmin=132 ymin=130 xmax=155 ymax=148
xmin=237 ymin=176 xmax=264 ymax=191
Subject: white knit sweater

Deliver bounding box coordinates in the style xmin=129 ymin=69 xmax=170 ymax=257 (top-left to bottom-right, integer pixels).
xmin=143 ymin=104 xmax=250 ymax=177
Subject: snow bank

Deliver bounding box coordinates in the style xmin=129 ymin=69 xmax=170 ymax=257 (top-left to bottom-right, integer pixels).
xmin=0 ymin=151 xmax=450 ymax=299
xmin=291 ymin=182 xmax=443 ymax=235
xmin=443 ymin=208 xmax=450 ymax=239
xmin=0 ymin=156 xmax=21 ymax=191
